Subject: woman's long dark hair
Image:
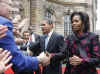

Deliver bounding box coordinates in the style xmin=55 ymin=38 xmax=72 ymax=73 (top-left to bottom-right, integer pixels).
xmin=70 ymin=12 xmax=90 ymax=33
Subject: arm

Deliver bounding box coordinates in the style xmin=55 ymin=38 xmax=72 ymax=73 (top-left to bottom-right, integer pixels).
xmin=29 ymin=40 xmax=41 ymax=54
xmin=0 ymin=21 xmax=39 ymax=72
xmin=50 ymin=35 xmax=66 ymax=63
xmin=81 ymin=35 xmax=100 ymax=66
xmin=0 ymin=48 xmax=12 ymax=73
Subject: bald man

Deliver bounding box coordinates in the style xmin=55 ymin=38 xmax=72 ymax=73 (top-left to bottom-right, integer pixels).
xmin=0 ymin=2 xmax=50 ymax=73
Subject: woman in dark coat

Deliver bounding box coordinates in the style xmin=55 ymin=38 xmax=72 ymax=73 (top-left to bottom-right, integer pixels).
xmin=64 ymin=12 xmax=100 ymax=74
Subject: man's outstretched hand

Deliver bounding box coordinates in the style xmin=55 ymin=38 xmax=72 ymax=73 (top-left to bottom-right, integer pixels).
xmin=37 ymin=51 xmax=51 ymax=67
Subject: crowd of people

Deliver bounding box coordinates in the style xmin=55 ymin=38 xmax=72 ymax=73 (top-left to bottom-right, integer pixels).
xmin=0 ymin=1 xmax=100 ymax=74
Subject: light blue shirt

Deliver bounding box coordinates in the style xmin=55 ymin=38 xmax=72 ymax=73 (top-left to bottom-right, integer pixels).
xmin=44 ymin=29 xmax=53 ymax=49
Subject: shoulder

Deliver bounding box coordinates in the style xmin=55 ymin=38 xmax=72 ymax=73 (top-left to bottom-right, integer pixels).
xmin=88 ymin=32 xmax=98 ymax=39
xmin=0 ymin=16 xmax=11 ymax=22
xmin=53 ymin=32 xmax=64 ymax=38
xmin=65 ymin=34 xmax=74 ymax=41
xmin=0 ymin=16 xmax=13 ymax=29
xmin=33 ymin=33 xmax=40 ymax=38
xmin=89 ymin=32 xmax=96 ymax=36
xmin=36 ymin=34 xmax=40 ymax=38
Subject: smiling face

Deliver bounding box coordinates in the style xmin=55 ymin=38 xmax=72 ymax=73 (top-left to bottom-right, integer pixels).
xmin=23 ymin=32 xmax=30 ymax=40
xmin=40 ymin=20 xmax=53 ymax=34
xmin=72 ymin=15 xmax=83 ymax=33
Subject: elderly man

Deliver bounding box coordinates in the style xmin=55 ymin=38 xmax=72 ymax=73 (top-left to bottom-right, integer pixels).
xmin=0 ymin=2 xmax=50 ymax=73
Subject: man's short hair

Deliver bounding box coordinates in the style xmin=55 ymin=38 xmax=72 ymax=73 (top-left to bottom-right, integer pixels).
xmin=43 ymin=18 xmax=53 ymax=25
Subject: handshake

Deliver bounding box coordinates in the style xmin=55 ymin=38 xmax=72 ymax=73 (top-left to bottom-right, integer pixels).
xmin=37 ymin=51 xmax=51 ymax=67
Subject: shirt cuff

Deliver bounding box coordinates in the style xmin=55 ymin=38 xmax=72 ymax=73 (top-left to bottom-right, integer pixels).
xmin=82 ymin=58 xmax=89 ymax=62
xmin=50 ymin=53 xmax=55 ymax=57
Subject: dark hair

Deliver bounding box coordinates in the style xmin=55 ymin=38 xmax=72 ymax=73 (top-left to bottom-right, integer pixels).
xmin=43 ymin=18 xmax=53 ymax=25
xmin=70 ymin=12 xmax=90 ymax=33
xmin=23 ymin=31 xmax=30 ymax=35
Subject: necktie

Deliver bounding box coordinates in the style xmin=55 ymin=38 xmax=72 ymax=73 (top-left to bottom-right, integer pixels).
xmin=43 ymin=34 xmax=48 ymax=50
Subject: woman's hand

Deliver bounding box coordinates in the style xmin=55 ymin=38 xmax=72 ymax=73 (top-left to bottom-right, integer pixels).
xmin=69 ymin=55 xmax=83 ymax=66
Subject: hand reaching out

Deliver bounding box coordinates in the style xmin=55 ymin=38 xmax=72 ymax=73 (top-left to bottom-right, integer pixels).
xmin=37 ymin=51 xmax=51 ymax=67
xmin=0 ymin=48 xmax=13 ymax=73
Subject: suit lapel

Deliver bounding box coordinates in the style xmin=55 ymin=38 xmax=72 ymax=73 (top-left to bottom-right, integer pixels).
xmin=40 ymin=36 xmax=45 ymax=51
xmin=46 ymin=32 xmax=56 ymax=51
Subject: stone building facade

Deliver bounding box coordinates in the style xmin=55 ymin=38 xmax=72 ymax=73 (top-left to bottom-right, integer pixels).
xmin=4 ymin=0 xmax=97 ymax=37
xmin=28 ymin=0 xmax=97 ymax=37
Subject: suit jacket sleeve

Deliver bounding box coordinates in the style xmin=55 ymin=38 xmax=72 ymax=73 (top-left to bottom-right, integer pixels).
xmin=29 ymin=40 xmax=41 ymax=52
xmin=50 ymin=35 xmax=66 ymax=63
xmin=0 ymin=18 xmax=39 ymax=72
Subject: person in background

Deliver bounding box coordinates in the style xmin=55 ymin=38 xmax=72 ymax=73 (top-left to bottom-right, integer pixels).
xmin=19 ymin=31 xmax=41 ymax=74
xmin=29 ymin=32 xmax=41 ymax=56
xmin=64 ymin=11 xmax=100 ymax=74
xmin=16 ymin=31 xmax=32 ymax=74
xmin=28 ymin=32 xmax=41 ymax=74
xmin=13 ymin=27 xmax=24 ymax=49
xmin=20 ymin=31 xmax=30 ymax=53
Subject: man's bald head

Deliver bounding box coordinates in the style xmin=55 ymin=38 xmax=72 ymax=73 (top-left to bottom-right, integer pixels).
xmin=0 ymin=2 xmax=12 ymax=19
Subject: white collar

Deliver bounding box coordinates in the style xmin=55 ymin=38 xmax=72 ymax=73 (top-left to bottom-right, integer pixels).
xmin=48 ymin=29 xmax=53 ymax=37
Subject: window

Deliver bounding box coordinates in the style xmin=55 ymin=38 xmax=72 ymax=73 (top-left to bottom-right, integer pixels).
xmin=64 ymin=14 xmax=72 ymax=37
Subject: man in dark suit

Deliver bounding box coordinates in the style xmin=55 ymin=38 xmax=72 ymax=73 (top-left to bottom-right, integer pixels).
xmin=29 ymin=18 xmax=65 ymax=74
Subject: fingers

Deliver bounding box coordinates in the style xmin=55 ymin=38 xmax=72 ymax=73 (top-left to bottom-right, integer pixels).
xmin=45 ymin=51 xmax=50 ymax=57
xmin=0 ymin=50 xmax=9 ymax=61
xmin=0 ymin=62 xmax=5 ymax=73
xmin=5 ymin=63 xmax=13 ymax=70
xmin=0 ymin=26 xmax=8 ymax=39
xmin=0 ymin=48 xmax=3 ymax=53
xmin=44 ymin=60 xmax=50 ymax=67
xmin=2 ymin=51 xmax=11 ymax=61
xmin=70 ymin=62 xmax=81 ymax=66
xmin=0 ymin=48 xmax=12 ymax=73
xmin=1 ymin=50 xmax=8 ymax=56
xmin=37 ymin=51 xmax=51 ymax=67
xmin=0 ymin=33 xmax=6 ymax=38
xmin=0 ymin=34 xmax=6 ymax=39
xmin=3 ymin=56 xmax=12 ymax=65
xmin=37 ymin=52 xmax=50 ymax=64
xmin=69 ymin=56 xmax=82 ymax=66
